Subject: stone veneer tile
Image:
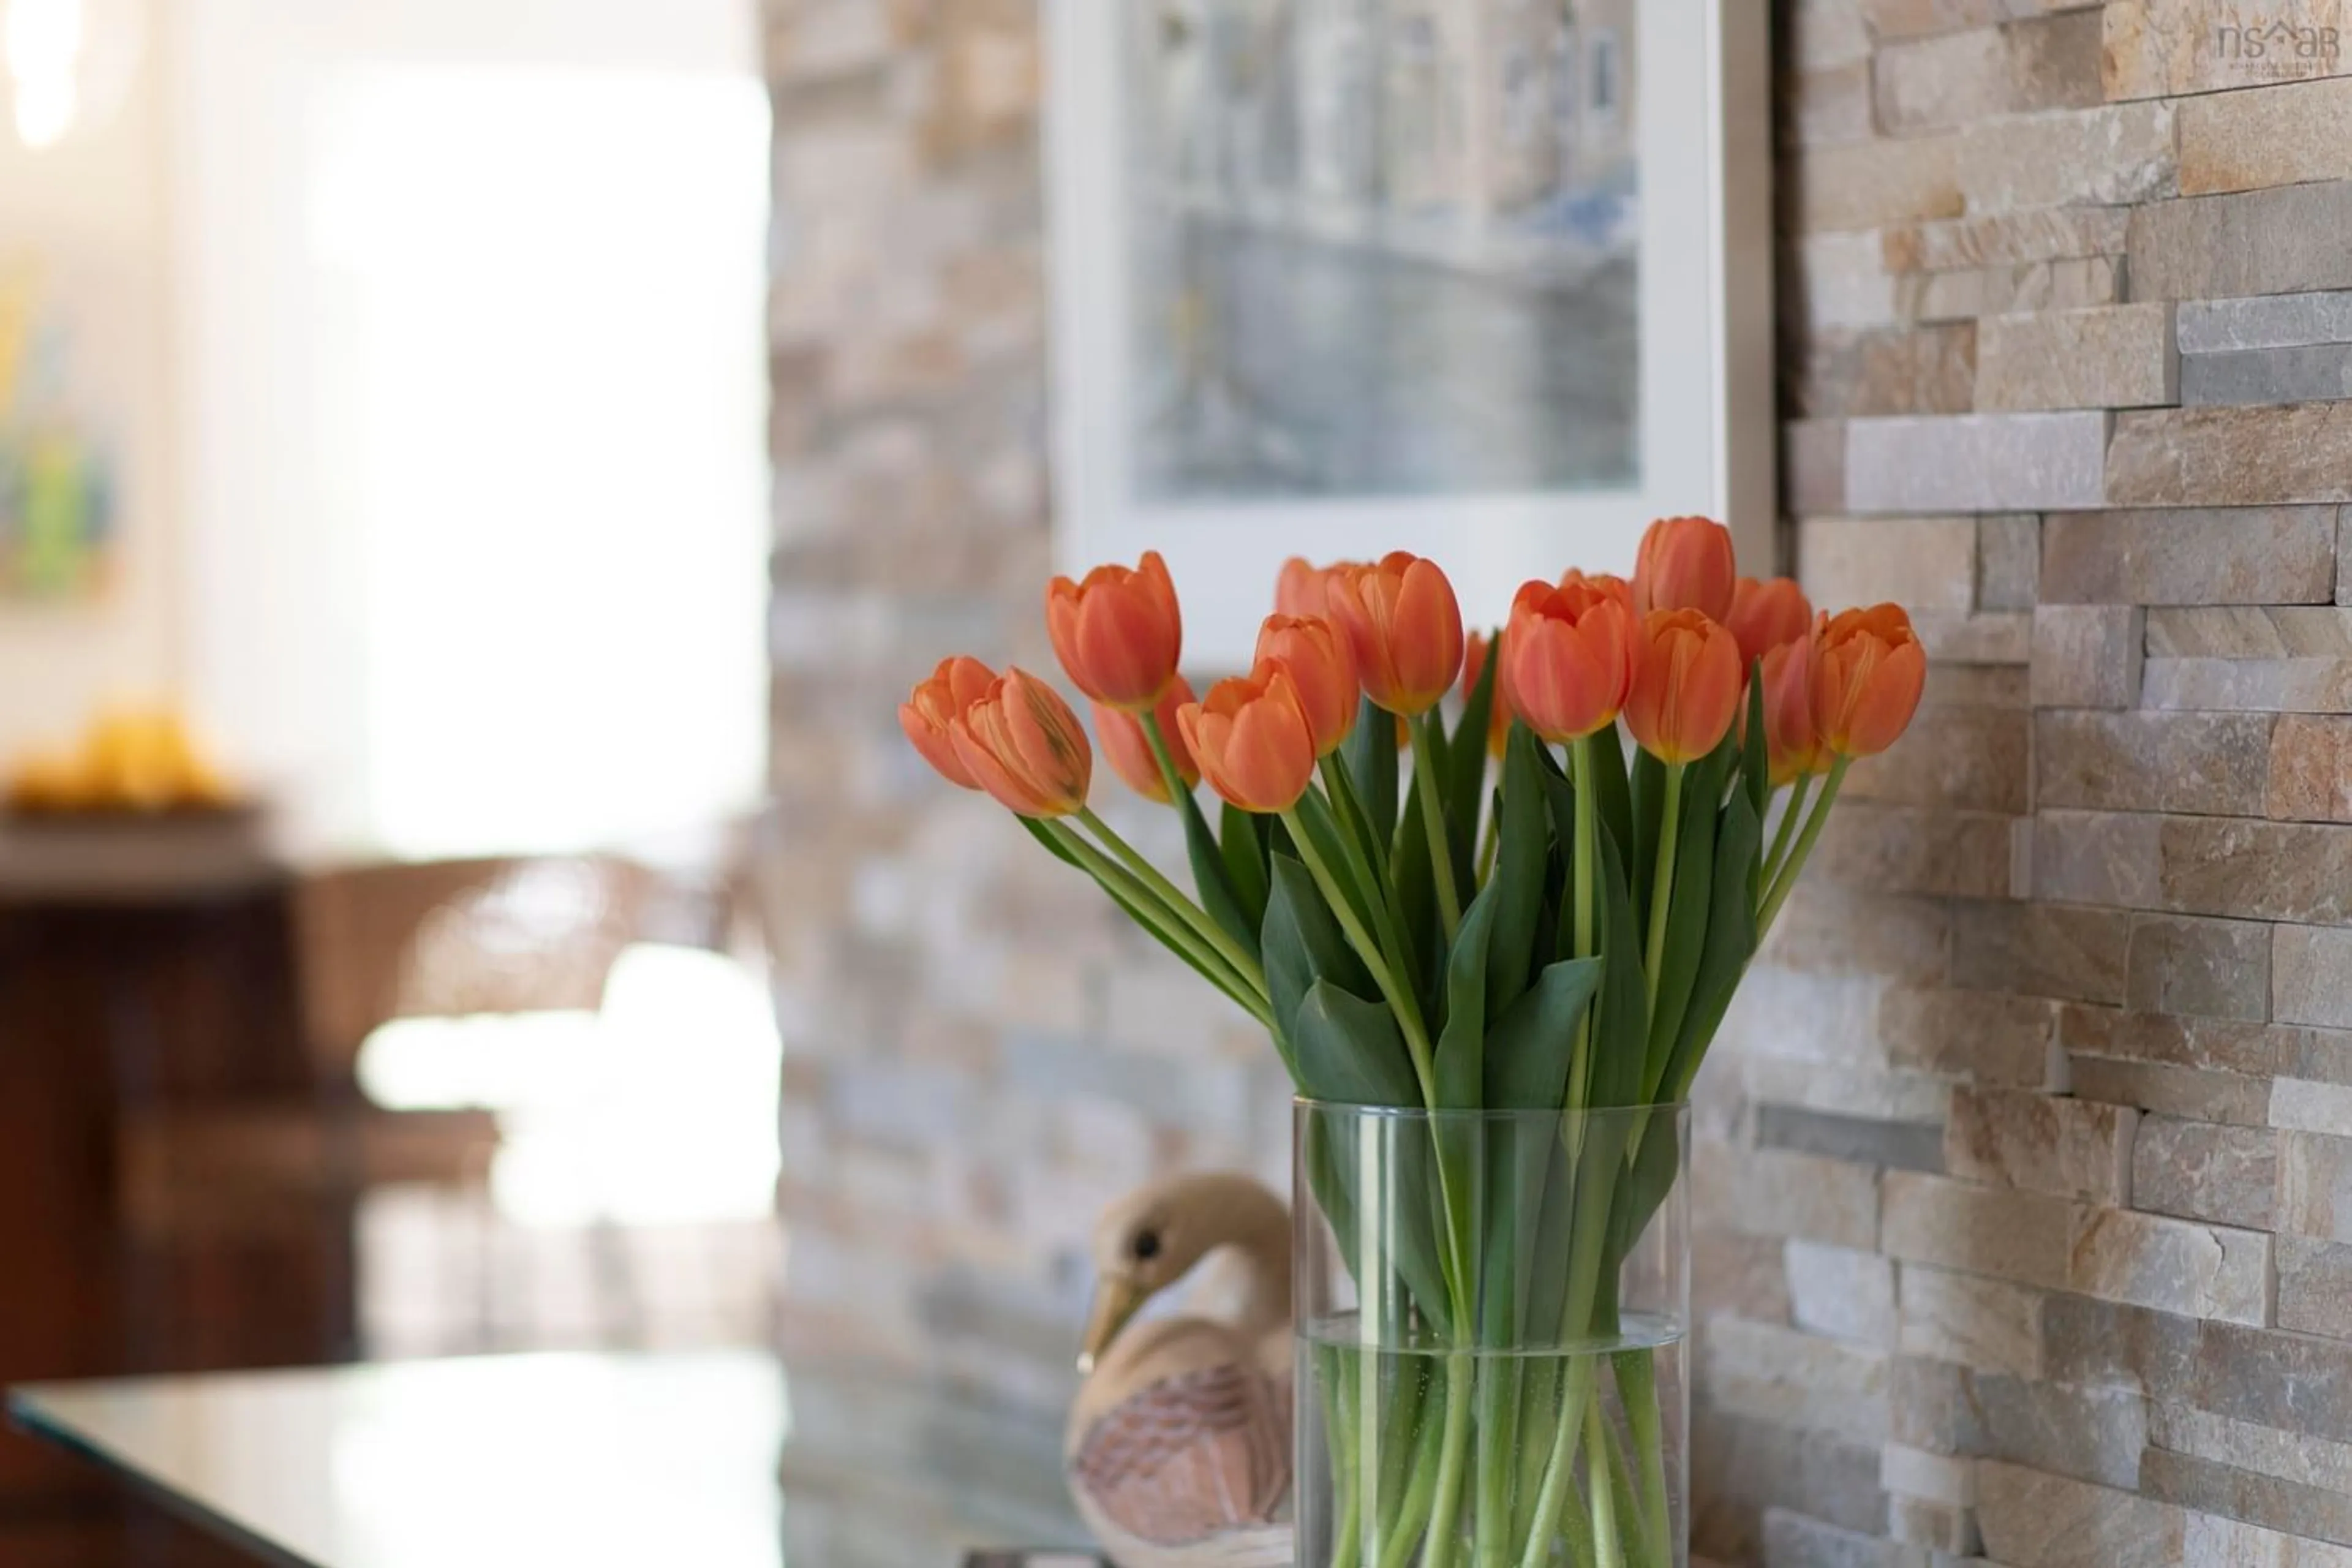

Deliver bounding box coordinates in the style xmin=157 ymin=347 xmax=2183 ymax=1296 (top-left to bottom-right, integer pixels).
xmin=1882 ymin=1441 xmax=1978 ymax=1507
xmin=1896 ymin=1264 xmax=2046 ymax=1378
xmin=1841 ymin=706 xmax=2029 ymax=813
xmin=2271 ymin=716 xmax=2352 ymax=821
xmin=1880 ymin=1170 xmax=2072 ymax=1288
xmin=1693 ymin=1139 xmax=1882 ymax=1250
xmin=1784 ymin=418 xmax=1849 ymax=514
xmin=2132 ymin=1117 xmax=2281 ymax=1232
xmin=1811 ymin=803 xmax=2018 ymax=899
xmin=2038 ymin=711 xmax=2274 ymax=817
xmin=2028 ymin=809 xmax=2164 ymax=908
xmin=1694 ymin=1229 xmax=1793 ymax=1324
xmin=1882 ymin=207 xmax=2132 ymax=273
xmin=2105 ymin=0 xmax=2352 ymax=100
xmin=2275 ymin=925 xmax=2352 ymax=1029
xmin=2179 ymin=75 xmax=2352 ymax=197
xmin=2067 ymin=1205 xmax=2274 ymax=1326
xmin=2042 ymin=508 xmax=2338 ymax=606
xmin=1764 ymin=885 xmax=1953 ymax=984
xmin=1757 ymin=1509 xmax=1912 ymax=1567
xmin=1976 ymin=1461 xmax=2184 ymax=1567
xmin=1705 ymin=1317 xmax=1891 ymax=1439
xmin=1848 ymin=413 xmax=2108 ymax=512
xmin=1953 ymin=903 xmax=2132 ymax=1005
xmin=2278 ymin=1129 xmax=2352 ymax=1240
xmin=1758 ymin=1104 xmax=1948 ymax=1174
xmin=1882 ymin=988 xmax=2062 ymax=1087
xmin=2158 ymin=816 xmax=2352 ymax=924
xmin=1903 ymin=1357 xmax=2154 ymax=1491
xmin=2125 ymin=914 xmax=2274 ymax=1022
xmin=2180 ymin=292 xmax=2352 ymax=355
xmin=1795 ymin=326 xmax=1977 ymax=418
xmin=1977 ymin=303 xmax=2177 ymax=412
xmin=2152 ymin=1403 xmax=2352 ymax=1497
xmin=2142 ymin=1447 xmax=2352 ymax=1549
xmin=2185 ymin=344 xmax=2352 ymax=409
xmin=1785 ymin=1239 xmax=1900 ymax=1347
xmin=1979 ymin=513 xmax=2042 ymax=610
xmin=1872 ymin=12 xmax=2103 ymax=136
xmin=2111 ymin=404 xmax=2352 ymax=508
xmin=2278 ymin=1235 xmax=2352 ymax=1340
xmin=2144 ymin=657 xmax=2352 ymax=713
xmin=2042 ymin=1295 xmax=2203 ymax=1400
xmin=2196 ymin=1322 xmax=2352 ymax=1447
xmin=1789 ymin=0 xmax=1873 ymax=70
xmin=1913 ymin=608 xmax=2035 ymax=665
xmin=2058 ymin=1006 xmax=2293 ymax=1076
xmin=2032 ymin=605 xmax=2145 ymax=709
xmin=1945 ymin=1085 xmax=2135 ymax=1202
xmin=1692 ymin=1410 xmax=1891 ymax=1547
xmin=1800 ymin=104 xmax=2172 ymax=233
xmin=2129 ymin=184 xmax=2352 ymax=303
xmin=2068 ymin=1055 xmax=2278 ymax=1126
xmin=1796 ymin=516 xmax=1979 ymax=611
xmin=1787 ymin=62 xmax=1878 ymax=151
xmin=1903 ymin=255 xmax=2122 ymax=322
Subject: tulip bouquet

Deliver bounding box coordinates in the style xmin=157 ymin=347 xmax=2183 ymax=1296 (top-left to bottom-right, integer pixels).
xmin=900 ymin=519 xmax=1923 ymax=1568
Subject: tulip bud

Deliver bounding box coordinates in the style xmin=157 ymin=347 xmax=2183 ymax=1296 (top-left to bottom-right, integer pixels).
xmin=1461 ymin=630 xmax=1514 ymax=758
xmin=899 ymin=655 xmax=997 ymax=790
xmin=1094 ymin=678 xmax=1199 ymax=804
xmin=1559 ymin=568 xmax=1633 ymax=610
xmin=1256 ymin=614 xmax=1359 ymax=756
xmin=1276 ymin=557 xmax=1346 ymax=620
xmin=1178 ymin=663 xmax=1319 ymax=814
xmin=1325 ymin=551 xmax=1465 ymax=718
xmin=949 ymin=668 xmax=1093 ymax=818
xmin=1633 ymin=516 xmax=1738 ymax=622
xmin=1046 ymin=551 xmax=1184 ymax=710
xmin=1502 ymin=579 xmax=1635 ymax=745
xmin=1624 ymin=609 xmax=1746 ymax=765
xmin=1812 ymin=605 xmax=1927 ymax=760
xmin=1726 ymin=576 xmax=1813 ymax=666
xmin=1760 ymin=636 xmax=1825 ymax=786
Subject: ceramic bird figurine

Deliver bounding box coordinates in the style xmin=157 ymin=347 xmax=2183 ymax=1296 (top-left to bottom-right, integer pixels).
xmin=1065 ymin=1172 xmax=1294 ymax=1568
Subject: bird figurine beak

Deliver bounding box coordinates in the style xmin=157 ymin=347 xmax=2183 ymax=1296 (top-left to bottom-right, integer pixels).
xmin=1078 ymin=1276 xmax=1146 ymax=1376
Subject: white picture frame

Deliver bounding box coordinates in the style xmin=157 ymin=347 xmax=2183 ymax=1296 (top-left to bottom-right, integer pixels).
xmin=1046 ymin=0 xmax=1777 ymax=669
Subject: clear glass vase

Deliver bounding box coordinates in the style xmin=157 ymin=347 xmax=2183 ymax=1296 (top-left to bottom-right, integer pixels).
xmin=1294 ymin=1101 xmax=1691 ymax=1568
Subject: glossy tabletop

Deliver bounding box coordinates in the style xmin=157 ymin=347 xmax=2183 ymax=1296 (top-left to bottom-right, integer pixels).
xmin=9 ymin=1351 xmax=1091 ymax=1567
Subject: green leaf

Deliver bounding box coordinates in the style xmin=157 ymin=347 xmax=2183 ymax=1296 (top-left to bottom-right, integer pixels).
xmin=1343 ymin=696 xmax=1399 ymax=850
xmin=1588 ymin=818 xmax=1651 ymax=1110
xmin=1293 ymin=980 xmax=1420 ymax=1108
xmin=1292 ymin=788 xmax=1386 ymax=955
xmin=1536 ymin=756 xmax=1584 ymax=964
xmin=1433 ymin=884 xmax=1499 ymax=1110
xmin=1485 ymin=725 xmax=1550 ymax=1021
xmin=1741 ymin=657 xmax=1770 ymax=835
xmin=1588 ymin=729 xmax=1635 ymax=889
xmin=1659 ymin=784 xmax=1763 ymax=1105
xmin=1262 ymin=853 xmax=1374 ymax=1044
xmin=1643 ymin=746 xmax=1727 ymax=1096
xmin=1629 ymin=747 xmax=1667 ymax=940
xmin=1392 ymin=767 xmax=1441 ymax=1001
xmin=1174 ymin=785 xmax=1261 ymax=958
xmin=1218 ymin=799 xmax=1272 ymax=931
xmin=1443 ymin=633 xmax=1502 ymax=886
xmin=1483 ymin=956 xmax=1605 ymax=1112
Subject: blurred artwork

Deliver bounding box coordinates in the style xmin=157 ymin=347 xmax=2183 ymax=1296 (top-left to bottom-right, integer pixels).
xmin=1125 ymin=0 xmax=1639 ymax=501
xmin=0 ymin=257 xmax=121 ymax=601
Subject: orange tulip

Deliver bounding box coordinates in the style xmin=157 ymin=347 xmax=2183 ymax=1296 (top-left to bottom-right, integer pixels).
xmin=1633 ymin=516 xmax=1738 ymax=623
xmin=1559 ymin=568 xmax=1633 ymax=610
xmin=1502 ymin=579 xmax=1635 ymax=744
xmin=1325 ymin=551 xmax=1464 ymax=717
xmin=1094 ymin=678 xmax=1199 ymax=804
xmin=1046 ymin=551 xmax=1183 ymax=710
xmin=1624 ymin=609 xmax=1746 ymax=765
xmin=1276 ymin=557 xmax=1347 ymax=620
xmin=949 ymin=668 xmax=1093 ymax=818
xmin=1256 ymin=614 xmax=1359 ymax=756
xmin=1759 ymin=636 xmax=1825 ymax=785
xmin=899 ymin=655 xmax=997 ymax=790
xmin=1726 ymin=576 xmax=1813 ymax=666
xmin=1461 ymin=630 xmax=1515 ymax=757
xmin=1812 ymin=605 xmax=1927 ymax=760
xmin=1178 ymin=663 xmax=1318 ymax=814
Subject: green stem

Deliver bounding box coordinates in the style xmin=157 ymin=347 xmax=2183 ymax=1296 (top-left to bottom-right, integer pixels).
xmin=1473 ymin=1357 xmax=1521 ymax=1568
xmin=1076 ymin=805 xmax=1267 ymax=1001
xmin=1566 ymin=738 xmax=1600 ymax=1115
xmin=1586 ymin=1396 xmax=1624 ymax=1568
xmin=1280 ymin=807 xmax=1438 ymax=1102
xmin=1762 ymin=769 xmax=1813 ymax=888
xmin=1613 ymin=1349 xmax=1672 ymax=1568
xmin=1138 ymin=709 xmax=1194 ymax=810
xmin=1515 ymin=1355 xmax=1597 ymax=1568
xmin=1377 ymin=1400 xmax=1447 ymax=1568
xmin=1409 ymin=712 xmax=1463 ymax=946
xmin=1044 ymin=823 xmax=1273 ymax=1027
xmin=1317 ymin=758 xmax=1418 ymax=998
xmin=1476 ymin=808 xmax=1501 ymax=888
xmin=1641 ymin=764 xmax=1685 ymax=1019
xmin=1757 ymin=755 xmax=1849 ymax=939
xmin=1422 ymin=1351 xmax=1475 ymax=1568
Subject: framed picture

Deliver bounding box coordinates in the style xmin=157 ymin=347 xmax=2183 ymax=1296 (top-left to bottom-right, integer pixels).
xmin=1046 ymin=0 xmax=1776 ymax=668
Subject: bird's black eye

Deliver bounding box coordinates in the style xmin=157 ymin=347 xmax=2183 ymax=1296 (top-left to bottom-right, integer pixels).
xmin=1133 ymin=1230 xmax=1163 ymax=1262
